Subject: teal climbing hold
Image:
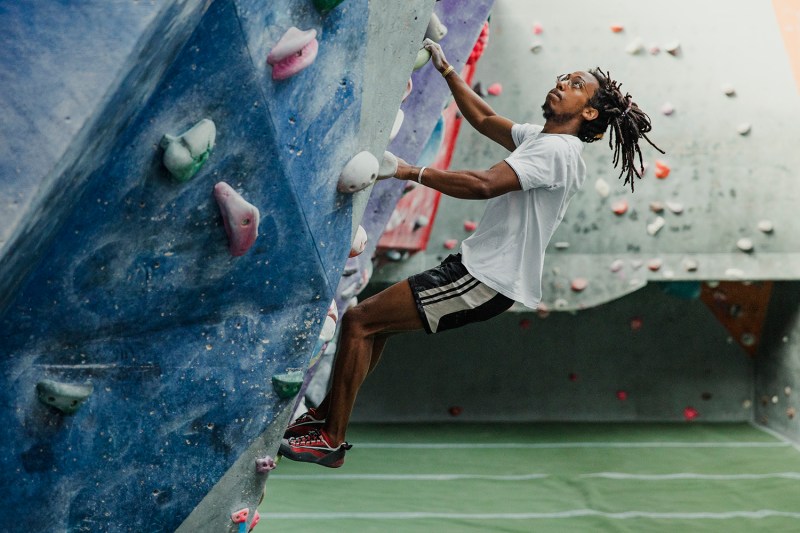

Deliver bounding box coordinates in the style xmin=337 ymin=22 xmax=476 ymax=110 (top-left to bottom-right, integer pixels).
xmin=313 ymin=0 xmax=346 ymax=14
xmin=271 ymin=370 xmax=304 ymax=399
xmin=36 ymin=379 xmax=93 ymax=415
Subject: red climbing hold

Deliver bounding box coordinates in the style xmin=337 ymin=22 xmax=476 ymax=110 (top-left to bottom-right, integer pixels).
xmin=568 ymin=372 xmax=578 ymax=382
xmin=519 ymin=318 xmax=531 ymax=330
xmin=630 ymin=317 xmax=643 ymax=331
xmin=616 ymin=390 xmax=628 ymax=401
xmin=610 ymin=24 xmax=624 ymax=33
xmin=654 ymin=160 xmax=670 ymax=179
xmin=463 ymin=220 xmax=477 ymax=232
xmin=448 ymin=406 xmax=463 ymax=416
xmin=231 ymin=509 xmax=249 ymax=523
xmin=683 ymin=406 xmax=699 ymax=421
xmin=612 ymin=200 xmax=628 ymax=215
xmin=443 ymin=239 xmax=458 ymax=250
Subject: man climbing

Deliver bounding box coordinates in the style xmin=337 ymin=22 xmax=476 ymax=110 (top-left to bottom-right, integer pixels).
xmin=279 ymin=38 xmax=663 ymax=467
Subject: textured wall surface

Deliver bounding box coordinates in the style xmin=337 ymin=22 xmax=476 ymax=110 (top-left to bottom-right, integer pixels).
xmin=0 ymin=0 xmax=439 ymax=530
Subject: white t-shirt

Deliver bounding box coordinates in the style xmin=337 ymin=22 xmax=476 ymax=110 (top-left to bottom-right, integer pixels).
xmin=461 ymin=123 xmax=586 ymax=309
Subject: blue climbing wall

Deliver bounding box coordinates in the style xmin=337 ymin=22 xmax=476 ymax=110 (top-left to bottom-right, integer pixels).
xmin=0 ymin=0 xmax=437 ymax=530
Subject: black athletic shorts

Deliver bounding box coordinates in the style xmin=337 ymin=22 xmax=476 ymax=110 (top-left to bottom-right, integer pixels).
xmin=408 ymin=254 xmax=515 ymax=334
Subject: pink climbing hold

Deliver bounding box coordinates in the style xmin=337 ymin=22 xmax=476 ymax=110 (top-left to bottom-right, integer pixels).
xmin=214 ymin=182 xmax=260 ymax=257
xmin=537 ymin=303 xmax=550 ymax=319
xmin=249 ymin=511 xmax=261 ymax=532
xmin=231 ymin=508 xmax=249 ymax=523
xmin=255 ymin=456 xmax=276 ymax=473
xmin=571 ymin=278 xmax=588 ymax=292
xmin=463 ymin=220 xmax=477 ymax=232
xmin=487 ymin=83 xmax=503 ymax=96
xmin=443 ymin=239 xmax=458 ymax=250
xmin=683 ymin=406 xmax=699 ymax=421
xmin=532 ymin=22 xmax=543 ymax=35
xmin=612 ymin=200 xmax=628 ymax=215
xmin=654 ymin=160 xmax=670 ymax=179
xmin=267 ymin=27 xmax=319 ymax=80
xmin=647 ymin=258 xmax=663 ymax=271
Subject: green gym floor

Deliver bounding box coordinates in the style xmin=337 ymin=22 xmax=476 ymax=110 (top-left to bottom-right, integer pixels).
xmin=258 ymin=423 xmax=800 ymax=532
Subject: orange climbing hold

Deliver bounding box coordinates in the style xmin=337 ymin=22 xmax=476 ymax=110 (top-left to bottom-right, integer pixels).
xmin=612 ymin=200 xmax=628 ymax=215
xmin=610 ymin=24 xmax=624 ymax=33
xmin=654 ymin=160 xmax=670 ymax=179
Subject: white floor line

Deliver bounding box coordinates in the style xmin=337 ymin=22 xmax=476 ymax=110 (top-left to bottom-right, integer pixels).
xmin=750 ymin=421 xmax=800 ymax=453
xmin=356 ymin=441 xmax=790 ymax=449
xmin=267 ymin=510 xmax=800 ymax=520
xmin=271 ymin=473 xmax=550 ymax=481
xmin=581 ymin=472 xmax=800 ymax=480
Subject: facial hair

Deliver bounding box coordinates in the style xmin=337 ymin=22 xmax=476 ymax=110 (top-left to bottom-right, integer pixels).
xmin=541 ymin=100 xmax=571 ymax=124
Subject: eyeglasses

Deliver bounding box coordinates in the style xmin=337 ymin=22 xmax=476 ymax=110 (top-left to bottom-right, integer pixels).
xmin=557 ymin=73 xmax=588 ymax=93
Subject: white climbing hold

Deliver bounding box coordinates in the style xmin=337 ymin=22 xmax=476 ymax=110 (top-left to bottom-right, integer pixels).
xmin=736 ymin=237 xmax=754 ymax=253
xmin=736 ymin=123 xmax=751 ymax=136
xmin=554 ymin=298 xmax=568 ymax=310
xmin=413 ymin=47 xmax=431 ymax=70
xmin=662 ymin=269 xmax=675 ymax=279
xmin=647 ymin=216 xmax=665 ymax=236
xmin=666 ymin=201 xmax=684 ymax=214
xmin=725 ymin=268 xmax=745 ymax=279
xmin=425 ymin=12 xmax=448 ymax=42
xmin=349 ymin=225 xmax=368 ymax=257
xmin=625 ymin=37 xmax=644 ymax=55
xmin=390 ymin=109 xmax=404 ymax=141
xmin=595 ymin=178 xmax=610 ymax=198
xmin=160 ymin=119 xmax=216 ymax=181
xmin=757 ymin=220 xmax=774 ymax=233
xmin=664 ymin=41 xmax=681 ymax=56
xmin=338 ymin=151 xmax=379 ymax=193
xmin=661 ymin=102 xmax=675 ymax=116
xmin=721 ymin=83 xmax=736 ymax=97
xmin=402 ymin=77 xmax=413 ymax=102
xmin=631 ymin=259 xmax=643 ymax=270
xmin=682 ymin=258 xmax=699 ymax=272
xmin=377 ymin=151 xmax=398 ymax=180
xmin=327 ymin=299 xmax=338 ymax=322
xmin=319 ymin=315 xmax=336 ymax=343
xmin=414 ymin=215 xmax=430 ymax=229
xmin=649 ymin=201 xmax=664 ymax=213
xmin=610 ymin=259 xmax=624 ymax=272
xmin=555 ymin=241 xmax=570 ymax=250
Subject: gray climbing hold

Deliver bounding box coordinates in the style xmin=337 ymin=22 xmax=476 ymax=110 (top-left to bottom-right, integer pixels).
xmin=413 ymin=47 xmax=431 ymax=71
xmin=425 ymin=12 xmax=448 ymax=42
xmin=757 ymin=220 xmax=774 ymax=233
xmin=736 ymin=123 xmax=751 ymax=136
xmin=160 ymin=119 xmax=216 ymax=182
xmin=36 ymin=379 xmax=93 ymax=415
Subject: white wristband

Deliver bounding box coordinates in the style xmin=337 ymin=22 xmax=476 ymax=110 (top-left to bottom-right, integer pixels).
xmin=417 ymin=166 xmax=427 ymax=184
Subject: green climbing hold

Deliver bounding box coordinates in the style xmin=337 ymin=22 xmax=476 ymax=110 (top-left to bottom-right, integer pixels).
xmin=160 ymin=118 xmax=216 ymax=182
xmin=271 ymin=370 xmax=305 ymax=399
xmin=313 ymin=0 xmax=345 ymax=15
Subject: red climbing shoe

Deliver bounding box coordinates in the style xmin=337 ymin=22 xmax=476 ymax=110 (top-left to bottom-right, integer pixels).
xmin=279 ymin=429 xmax=351 ymax=468
xmin=283 ymin=407 xmax=325 ymax=438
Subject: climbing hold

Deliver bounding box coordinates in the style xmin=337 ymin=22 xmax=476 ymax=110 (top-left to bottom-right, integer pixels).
xmin=630 ymin=317 xmax=643 ymax=331
xmin=595 ymin=178 xmax=610 ymax=198
xmin=661 ymin=102 xmax=675 ymax=115
xmin=610 ymin=24 xmax=624 ymax=33
xmin=682 ymin=258 xmax=699 ymax=272
xmin=312 ymin=0 xmax=345 ymax=14
xmin=529 ymin=42 xmax=543 ymax=54
xmin=377 ymin=151 xmax=398 ymax=180
xmin=664 ymin=41 xmax=681 ymax=56
xmin=160 ymin=119 xmax=216 ymax=182
xmin=631 ymin=259 xmax=643 ymax=270
xmin=647 ymin=258 xmax=663 ymax=271
xmin=610 ymin=259 xmax=624 ymax=272
xmin=255 ymin=456 xmax=276 ymax=474
xmin=319 ymin=315 xmax=336 ymax=343
xmin=649 ymin=201 xmax=664 ymax=213
xmin=666 ymin=201 xmax=684 ymax=214
xmin=390 ymin=109 xmax=404 ymax=141
xmin=385 ymin=249 xmax=404 ymax=262
xmin=625 ymin=37 xmax=644 ymax=55
xmin=271 ymin=370 xmax=304 ymax=399
xmin=231 ymin=509 xmax=249 ymax=524
xmin=349 ymin=225 xmax=368 ymax=257
xmin=616 ymin=390 xmax=628 ymax=401
xmin=649 ymin=44 xmax=661 ymax=55
xmin=463 ymin=220 xmax=477 ymax=232
xmin=414 ymin=215 xmax=430 ymax=230
xmin=683 ymin=406 xmax=698 ymax=421
xmin=487 ymin=83 xmax=503 ymax=96
xmin=338 ymin=151 xmax=379 ymax=193
xmin=772 ymin=395 xmax=779 ymax=404
xmin=721 ymin=83 xmax=736 ymax=97
xmin=213 ymin=182 xmax=260 ymax=257
xmin=532 ymin=22 xmax=543 ymax=35
xmin=443 ymin=239 xmax=458 ymax=250
xmin=402 ymin=77 xmax=413 ymax=102
xmin=736 ymin=238 xmax=754 ymax=253
xmin=786 ymin=386 xmax=792 ymax=396
xmin=742 ymin=399 xmax=752 ymax=409
xmin=554 ymin=298 xmax=568 ymax=310
xmin=554 ymin=241 xmax=570 ymax=250
xmin=740 ymin=332 xmax=756 ymax=347
xmin=448 ymin=406 xmax=463 ymax=416
xmin=537 ymin=303 xmax=550 ymax=318
xmin=654 ymin=160 xmax=670 ymax=179
xmin=611 ymin=200 xmax=628 ymax=215
xmin=736 ymin=123 xmax=751 ymax=136
xmin=568 ymin=372 xmax=578 ymax=382
xmin=249 ymin=511 xmax=261 ymax=532
xmin=788 ymin=407 xmax=797 ymax=420
xmin=425 ymin=12 xmax=448 ymax=42
xmin=725 ymin=268 xmax=745 ymax=279
xmin=519 ymin=318 xmax=531 ymax=330
xmin=757 ymin=220 xmax=774 ymax=233
xmin=570 ymin=278 xmax=588 ymax=292
xmin=267 ymin=27 xmax=318 ymax=80
xmin=413 ymin=47 xmax=431 ymax=71
xmin=327 ymin=299 xmax=338 ymax=322
xmin=36 ymin=380 xmax=93 ymax=415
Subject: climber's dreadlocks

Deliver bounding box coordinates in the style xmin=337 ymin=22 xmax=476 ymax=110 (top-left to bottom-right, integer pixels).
xmin=579 ymin=68 xmax=664 ymax=192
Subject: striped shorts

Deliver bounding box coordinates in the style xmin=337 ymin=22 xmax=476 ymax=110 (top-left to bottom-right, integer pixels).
xmin=408 ymin=254 xmax=515 ymax=334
